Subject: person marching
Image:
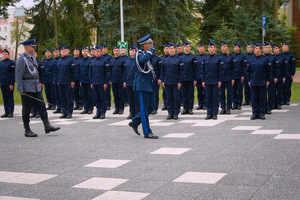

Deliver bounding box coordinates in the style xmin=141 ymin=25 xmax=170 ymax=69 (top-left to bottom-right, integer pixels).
xmin=80 ymin=46 xmax=94 ymax=114
xmin=161 ymin=42 xmax=184 ymax=120
xmin=232 ymin=42 xmax=247 ymax=110
xmin=244 ymin=43 xmax=255 ymax=106
xmin=0 ymin=49 xmax=15 ymax=118
xmin=90 ymin=45 xmax=110 ymax=119
xmin=73 ymin=47 xmax=83 ymax=110
xmin=203 ymin=41 xmax=223 ymax=120
xmin=124 ymin=45 xmax=140 ymax=119
xmin=15 ymin=39 xmax=60 ymax=137
xmin=52 ymin=47 xmax=62 ymax=114
xmin=102 ymin=44 xmax=113 ymax=110
xmin=128 ymin=34 xmax=158 ymax=139
xmin=195 ymin=43 xmax=206 ymax=110
xmin=247 ymin=43 xmax=272 ymax=120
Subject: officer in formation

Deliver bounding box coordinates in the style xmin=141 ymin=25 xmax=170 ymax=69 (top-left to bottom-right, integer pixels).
xmin=53 ymin=47 xmax=61 ymax=114
xmin=15 ymin=39 xmax=60 ymax=137
xmin=73 ymin=47 xmax=83 ymax=110
xmin=161 ymin=43 xmax=184 ymax=120
xmin=120 ymin=45 xmax=129 ymax=106
xmin=43 ymin=49 xmax=56 ymax=110
xmin=160 ymin=44 xmax=170 ymax=110
xmin=195 ymin=43 xmax=206 ymax=110
xmin=244 ymin=43 xmax=255 ymax=105
xmin=151 ymin=45 xmax=162 ymax=115
xmin=0 ymin=49 xmax=15 ymax=118
xmin=102 ymin=44 xmax=113 ymax=110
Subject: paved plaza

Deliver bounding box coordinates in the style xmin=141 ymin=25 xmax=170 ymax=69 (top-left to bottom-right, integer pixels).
xmin=0 ymin=102 xmax=300 ymax=200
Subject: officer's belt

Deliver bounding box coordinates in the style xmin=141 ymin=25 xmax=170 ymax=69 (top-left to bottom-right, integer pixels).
xmin=22 ymin=77 xmax=38 ymax=80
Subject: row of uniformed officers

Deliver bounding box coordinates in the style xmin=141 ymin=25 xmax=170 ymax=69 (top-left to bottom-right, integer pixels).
xmin=0 ymin=40 xmax=296 ymax=120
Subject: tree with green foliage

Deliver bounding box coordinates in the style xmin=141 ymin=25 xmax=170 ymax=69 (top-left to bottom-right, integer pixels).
xmin=0 ymin=0 xmax=20 ymax=18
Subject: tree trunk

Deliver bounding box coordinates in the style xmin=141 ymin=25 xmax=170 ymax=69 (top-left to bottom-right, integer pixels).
xmin=14 ymin=17 xmax=19 ymax=62
xmin=38 ymin=0 xmax=46 ymax=59
xmin=54 ymin=0 xmax=58 ymax=47
xmin=273 ymin=0 xmax=278 ymax=26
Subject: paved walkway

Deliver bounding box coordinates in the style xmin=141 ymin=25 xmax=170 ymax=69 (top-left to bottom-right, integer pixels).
xmin=0 ymin=103 xmax=300 ymax=200
xmin=294 ymin=71 xmax=300 ymax=83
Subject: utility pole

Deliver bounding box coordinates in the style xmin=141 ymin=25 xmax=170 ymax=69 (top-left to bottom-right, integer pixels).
xmin=120 ymin=0 xmax=124 ymax=42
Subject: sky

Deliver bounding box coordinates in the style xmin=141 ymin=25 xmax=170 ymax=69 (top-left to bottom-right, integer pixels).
xmin=9 ymin=0 xmax=36 ymax=8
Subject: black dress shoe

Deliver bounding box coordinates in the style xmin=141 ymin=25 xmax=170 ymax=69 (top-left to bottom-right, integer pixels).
xmin=277 ymin=106 xmax=281 ymax=110
xmin=242 ymin=101 xmax=249 ymax=106
xmin=127 ymin=114 xmax=134 ymax=119
xmin=196 ymin=106 xmax=202 ymax=110
xmin=1 ymin=113 xmax=8 ymax=118
xmin=232 ymin=105 xmax=237 ymax=110
xmin=226 ymin=110 xmax=231 ymax=114
xmin=35 ymin=114 xmax=40 ymax=118
xmin=202 ymin=106 xmax=206 ymax=110
xmin=30 ymin=113 xmax=36 ymax=118
xmin=259 ymin=115 xmax=266 ymax=120
xmin=266 ymin=110 xmax=272 ymax=115
xmin=251 ymin=115 xmax=258 ymax=120
xmin=205 ymin=115 xmax=213 ymax=120
xmin=213 ymin=115 xmax=217 ymax=120
xmin=220 ymin=110 xmax=226 ymax=115
xmin=73 ymin=105 xmax=79 ymax=110
xmin=78 ymin=106 xmax=83 ymax=110
xmin=151 ymin=110 xmax=157 ymax=115
xmin=46 ymin=106 xmax=51 ymax=110
xmin=113 ymin=110 xmax=119 ymax=114
xmin=88 ymin=110 xmax=93 ymax=114
xmin=119 ymin=110 xmax=124 ymax=114
xmin=129 ymin=121 xmax=140 ymax=135
xmin=174 ymin=115 xmax=178 ymax=120
xmin=237 ymin=106 xmax=241 ymax=110
xmin=59 ymin=114 xmax=67 ymax=119
xmin=188 ymin=109 xmax=193 ymax=114
xmin=286 ymin=101 xmax=290 ymax=105
xmin=66 ymin=115 xmax=72 ymax=119
xmin=161 ymin=106 xmax=167 ymax=110
xmin=25 ymin=130 xmax=38 ymax=137
xmin=107 ymin=106 xmax=111 ymax=110
xmin=53 ymin=109 xmax=61 ymax=114
xmin=7 ymin=113 xmax=13 ymax=118
xmin=283 ymin=101 xmax=287 ymax=105
xmin=167 ymin=115 xmax=174 ymax=120
xmin=100 ymin=114 xmax=105 ymax=119
xmin=43 ymin=120 xmax=60 ymax=134
xmin=144 ymin=133 xmax=159 ymax=139
xmin=81 ymin=110 xmax=88 ymax=114
xmin=51 ymin=107 xmax=56 ymax=110
xmin=181 ymin=109 xmax=188 ymax=115
xmin=93 ymin=114 xmax=100 ymax=119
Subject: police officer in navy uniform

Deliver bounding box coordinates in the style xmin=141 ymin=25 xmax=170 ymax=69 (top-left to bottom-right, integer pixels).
xmin=42 ymin=48 xmax=56 ymax=110
xmin=273 ymin=43 xmax=288 ymax=109
xmin=232 ymin=42 xmax=247 ymax=110
xmin=0 ymin=49 xmax=15 ymax=118
xmin=244 ymin=43 xmax=255 ymax=106
xmin=90 ymin=47 xmax=96 ymax=60
xmin=162 ymin=42 xmax=184 ymax=120
xmin=57 ymin=46 xmax=76 ymax=119
xmin=195 ymin=43 xmax=206 ymax=110
xmin=15 ymin=39 xmax=60 ymax=137
xmin=52 ymin=47 xmax=61 ymax=114
xmin=90 ymin=45 xmax=110 ymax=119
xmin=120 ymin=45 xmax=129 ymax=106
xmin=80 ymin=46 xmax=94 ymax=114
xmin=151 ymin=45 xmax=162 ymax=114
xmin=203 ymin=41 xmax=223 ymax=120
xmin=102 ymin=44 xmax=113 ymax=110
xmin=282 ymin=42 xmax=296 ymax=105
xmin=128 ymin=34 xmax=158 ymax=139
xmin=124 ymin=45 xmax=140 ymax=119
xmin=73 ymin=47 xmax=83 ymax=110
xmin=160 ymin=44 xmax=170 ymax=111
xmin=176 ymin=44 xmax=184 ymax=58
xmin=247 ymin=43 xmax=272 ymax=120
xmin=110 ymin=45 xmax=125 ymax=114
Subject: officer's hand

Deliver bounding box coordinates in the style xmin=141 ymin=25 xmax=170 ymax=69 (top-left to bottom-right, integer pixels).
xmin=218 ymin=82 xmax=222 ymax=88
xmin=104 ymin=84 xmax=107 ymax=91
xmin=109 ymin=81 xmax=112 ymax=85
xmin=266 ymin=81 xmax=270 ymax=88
xmin=248 ymin=82 xmax=251 ymax=87
xmin=202 ymin=82 xmax=205 ymax=88
xmin=232 ymin=79 xmax=235 ymax=86
xmin=91 ymin=84 xmax=93 ymax=89
xmin=39 ymin=83 xmax=43 ymax=89
xmin=283 ymin=78 xmax=286 ymax=84
xmin=57 ymin=82 xmax=59 ymax=86
xmin=194 ymin=81 xmax=197 ymax=86
xmin=71 ymin=82 xmax=75 ymax=88
xmin=123 ymin=83 xmax=126 ymax=88
xmin=53 ymin=81 xmax=55 ymax=85
xmin=178 ymin=83 xmax=181 ymax=90
xmin=162 ymin=83 xmax=165 ymax=89
xmin=80 ymin=82 xmax=82 ymax=87
xmin=241 ymin=76 xmax=244 ymax=83
xmin=9 ymin=85 xmax=13 ymax=91
xmin=158 ymin=79 xmax=161 ymax=85
xmin=274 ymin=78 xmax=277 ymax=84
xmin=149 ymin=47 xmax=155 ymax=54
xmin=291 ymin=75 xmax=294 ymax=81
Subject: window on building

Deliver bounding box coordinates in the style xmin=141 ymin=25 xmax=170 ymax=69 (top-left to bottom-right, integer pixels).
xmin=10 ymin=22 xmax=12 ymax=26
xmin=5 ymin=36 xmax=7 ymax=40
xmin=4 ymin=18 xmax=7 ymax=22
xmin=0 ymin=27 xmax=1 ymax=32
xmin=4 ymin=27 xmax=7 ymax=32
xmin=5 ymin=45 xmax=7 ymax=48
xmin=0 ymin=45 xmax=2 ymax=48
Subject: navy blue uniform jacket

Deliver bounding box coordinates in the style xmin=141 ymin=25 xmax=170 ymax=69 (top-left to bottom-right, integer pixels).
xmin=195 ymin=54 xmax=206 ymax=80
xmin=110 ymin=56 xmax=125 ymax=84
xmin=56 ymin=56 xmax=76 ymax=84
xmin=181 ymin=53 xmax=197 ymax=81
xmin=203 ymin=54 xmax=224 ymax=85
xmin=90 ymin=56 xmax=110 ymax=85
xmin=247 ymin=55 xmax=272 ymax=86
xmin=42 ymin=57 xmax=55 ymax=83
xmin=0 ymin=58 xmax=15 ymax=85
xmin=162 ymin=55 xmax=184 ymax=85
xmin=80 ymin=56 xmax=92 ymax=84
xmin=124 ymin=57 xmax=135 ymax=86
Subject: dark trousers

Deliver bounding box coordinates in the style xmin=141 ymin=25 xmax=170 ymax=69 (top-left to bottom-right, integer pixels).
xmin=243 ymin=78 xmax=251 ymax=102
xmin=59 ymin=84 xmax=74 ymax=115
xmin=283 ymin=77 xmax=292 ymax=103
xmin=251 ymin=86 xmax=266 ymax=116
xmin=124 ymin=87 xmax=128 ymax=104
xmin=21 ymin=92 xmax=48 ymax=125
xmin=82 ymin=83 xmax=94 ymax=111
xmin=54 ymin=82 xmax=61 ymax=111
xmin=196 ymin=79 xmax=206 ymax=107
xmin=232 ymin=79 xmax=243 ymax=107
xmin=112 ymin=83 xmax=124 ymax=111
xmin=74 ymin=80 xmax=83 ymax=107
xmin=220 ymin=81 xmax=232 ymax=110
xmin=153 ymin=81 xmax=159 ymax=110
xmin=162 ymin=86 xmax=167 ymax=106
xmin=132 ymin=91 xmax=155 ymax=135
xmin=205 ymin=84 xmax=219 ymax=115
xmin=165 ymin=84 xmax=180 ymax=116
xmin=93 ymin=84 xmax=107 ymax=115
xmin=267 ymin=81 xmax=275 ymax=111
xmin=126 ymin=86 xmax=140 ymax=115
xmin=1 ymin=85 xmax=14 ymax=114
xmin=275 ymin=81 xmax=283 ymax=107
xmin=106 ymin=84 xmax=111 ymax=107
xmin=181 ymin=81 xmax=194 ymax=110
xmin=44 ymin=82 xmax=56 ymax=108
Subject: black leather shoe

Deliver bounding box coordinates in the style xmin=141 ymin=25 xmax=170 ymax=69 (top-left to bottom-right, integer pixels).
xmin=81 ymin=110 xmax=88 ymax=114
xmin=129 ymin=121 xmax=140 ymax=135
xmin=259 ymin=115 xmax=266 ymax=120
xmin=46 ymin=106 xmax=51 ymax=110
xmin=30 ymin=113 xmax=36 ymax=118
xmin=205 ymin=115 xmax=213 ymax=120
xmin=196 ymin=106 xmax=202 ymax=110
xmin=277 ymin=106 xmax=281 ymax=110
xmin=181 ymin=109 xmax=188 ymax=115
xmin=107 ymin=106 xmax=111 ymax=110
xmin=251 ymin=115 xmax=258 ymax=120
xmin=161 ymin=106 xmax=167 ymax=110
xmin=25 ymin=130 xmax=38 ymax=137
xmin=119 ymin=110 xmax=124 ymax=114
xmin=232 ymin=105 xmax=237 ymax=110
xmin=220 ymin=110 xmax=226 ymax=115
xmin=66 ymin=115 xmax=72 ymax=119
xmin=226 ymin=110 xmax=231 ymax=114
xmin=151 ymin=110 xmax=157 ymax=115
xmin=266 ymin=110 xmax=272 ymax=115
xmin=127 ymin=114 xmax=134 ymax=119
xmin=113 ymin=110 xmax=119 ymax=114
xmin=78 ymin=106 xmax=83 ymax=110
xmin=51 ymin=107 xmax=56 ymax=110
xmin=73 ymin=105 xmax=79 ymax=110
xmin=53 ymin=109 xmax=61 ymax=114
xmin=59 ymin=114 xmax=67 ymax=119
xmin=202 ymin=106 xmax=206 ymax=110
xmin=1 ymin=113 xmax=8 ymax=118
xmin=88 ymin=110 xmax=93 ymax=114
xmin=213 ymin=115 xmax=217 ymax=120
xmin=93 ymin=114 xmax=100 ymax=119
xmin=43 ymin=120 xmax=60 ymax=134
xmin=242 ymin=101 xmax=249 ymax=106
xmin=237 ymin=106 xmax=241 ymax=110
xmin=167 ymin=115 xmax=174 ymax=120
xmin=144 ymin=133 xmax=159 ymax=139
xmin=286 ymin=101 xmax=290 ymax=105
xmin=7 ymin=113 xmax=13 ymax=118
xmin=174 ymin=115 xmax=178 ymax=120
xmin=100 ymin=114 xmax=105 ymax=119
xmin=188 ymin=109 xmax=193 ymax=114
xmin=35 ymin=114 xmax=40 ymax=118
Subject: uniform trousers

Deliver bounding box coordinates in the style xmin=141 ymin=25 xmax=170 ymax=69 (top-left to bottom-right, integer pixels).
xmin=59 ymin=84 xmax=74 ymax=115
xmin=205 ymin=84 xmax=219 ymax=115
xmin=243 ymin=78 xmax=251 ymax=102
xmin=196 ymin=79 xmax=206 ymax=107
xmin=232 ymin=79 xmax=243 ymax=107
xmin=126 ymin=86 xmax=140 ymax=115
xmin=275 ymin=81 xmax=283 ymax=107
xmin=106 ymin=84 xmax=112 ymax=108
xmin=74 ymin=80 xmax=83 ymax=107
xmin=153 ymin=81 xmax=159 ymax=110
xmin=266 ymin=81 xmax=275 ymax=111
xmin=44 ymin=82 xmax=56 ymax=108
xmin=93 ymin=84 xmax=106 ymax=115
xmin=165 ymin=84 xmax=180 ymax=116
xmin=112 ymin=83 xmax=124 ymax=111
xmin=162 ymin=86 xmax=167 ymax=107
xmin=1 ymin=85 xmax=14 ymax=114
xmin=251 ymin=86 xmax=266 ymax=116
xmin=220 ymin=81 xmax=232 ymax=110
xmin=54 ymin=82 xmax=61 ymax=111
xmin=81 ymin=83 xmax=94 ymax=111
xmin=181 ymin=81 xmax=194 ymax=110
xmin=283 ymin=77 xmax=292 ymax=103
